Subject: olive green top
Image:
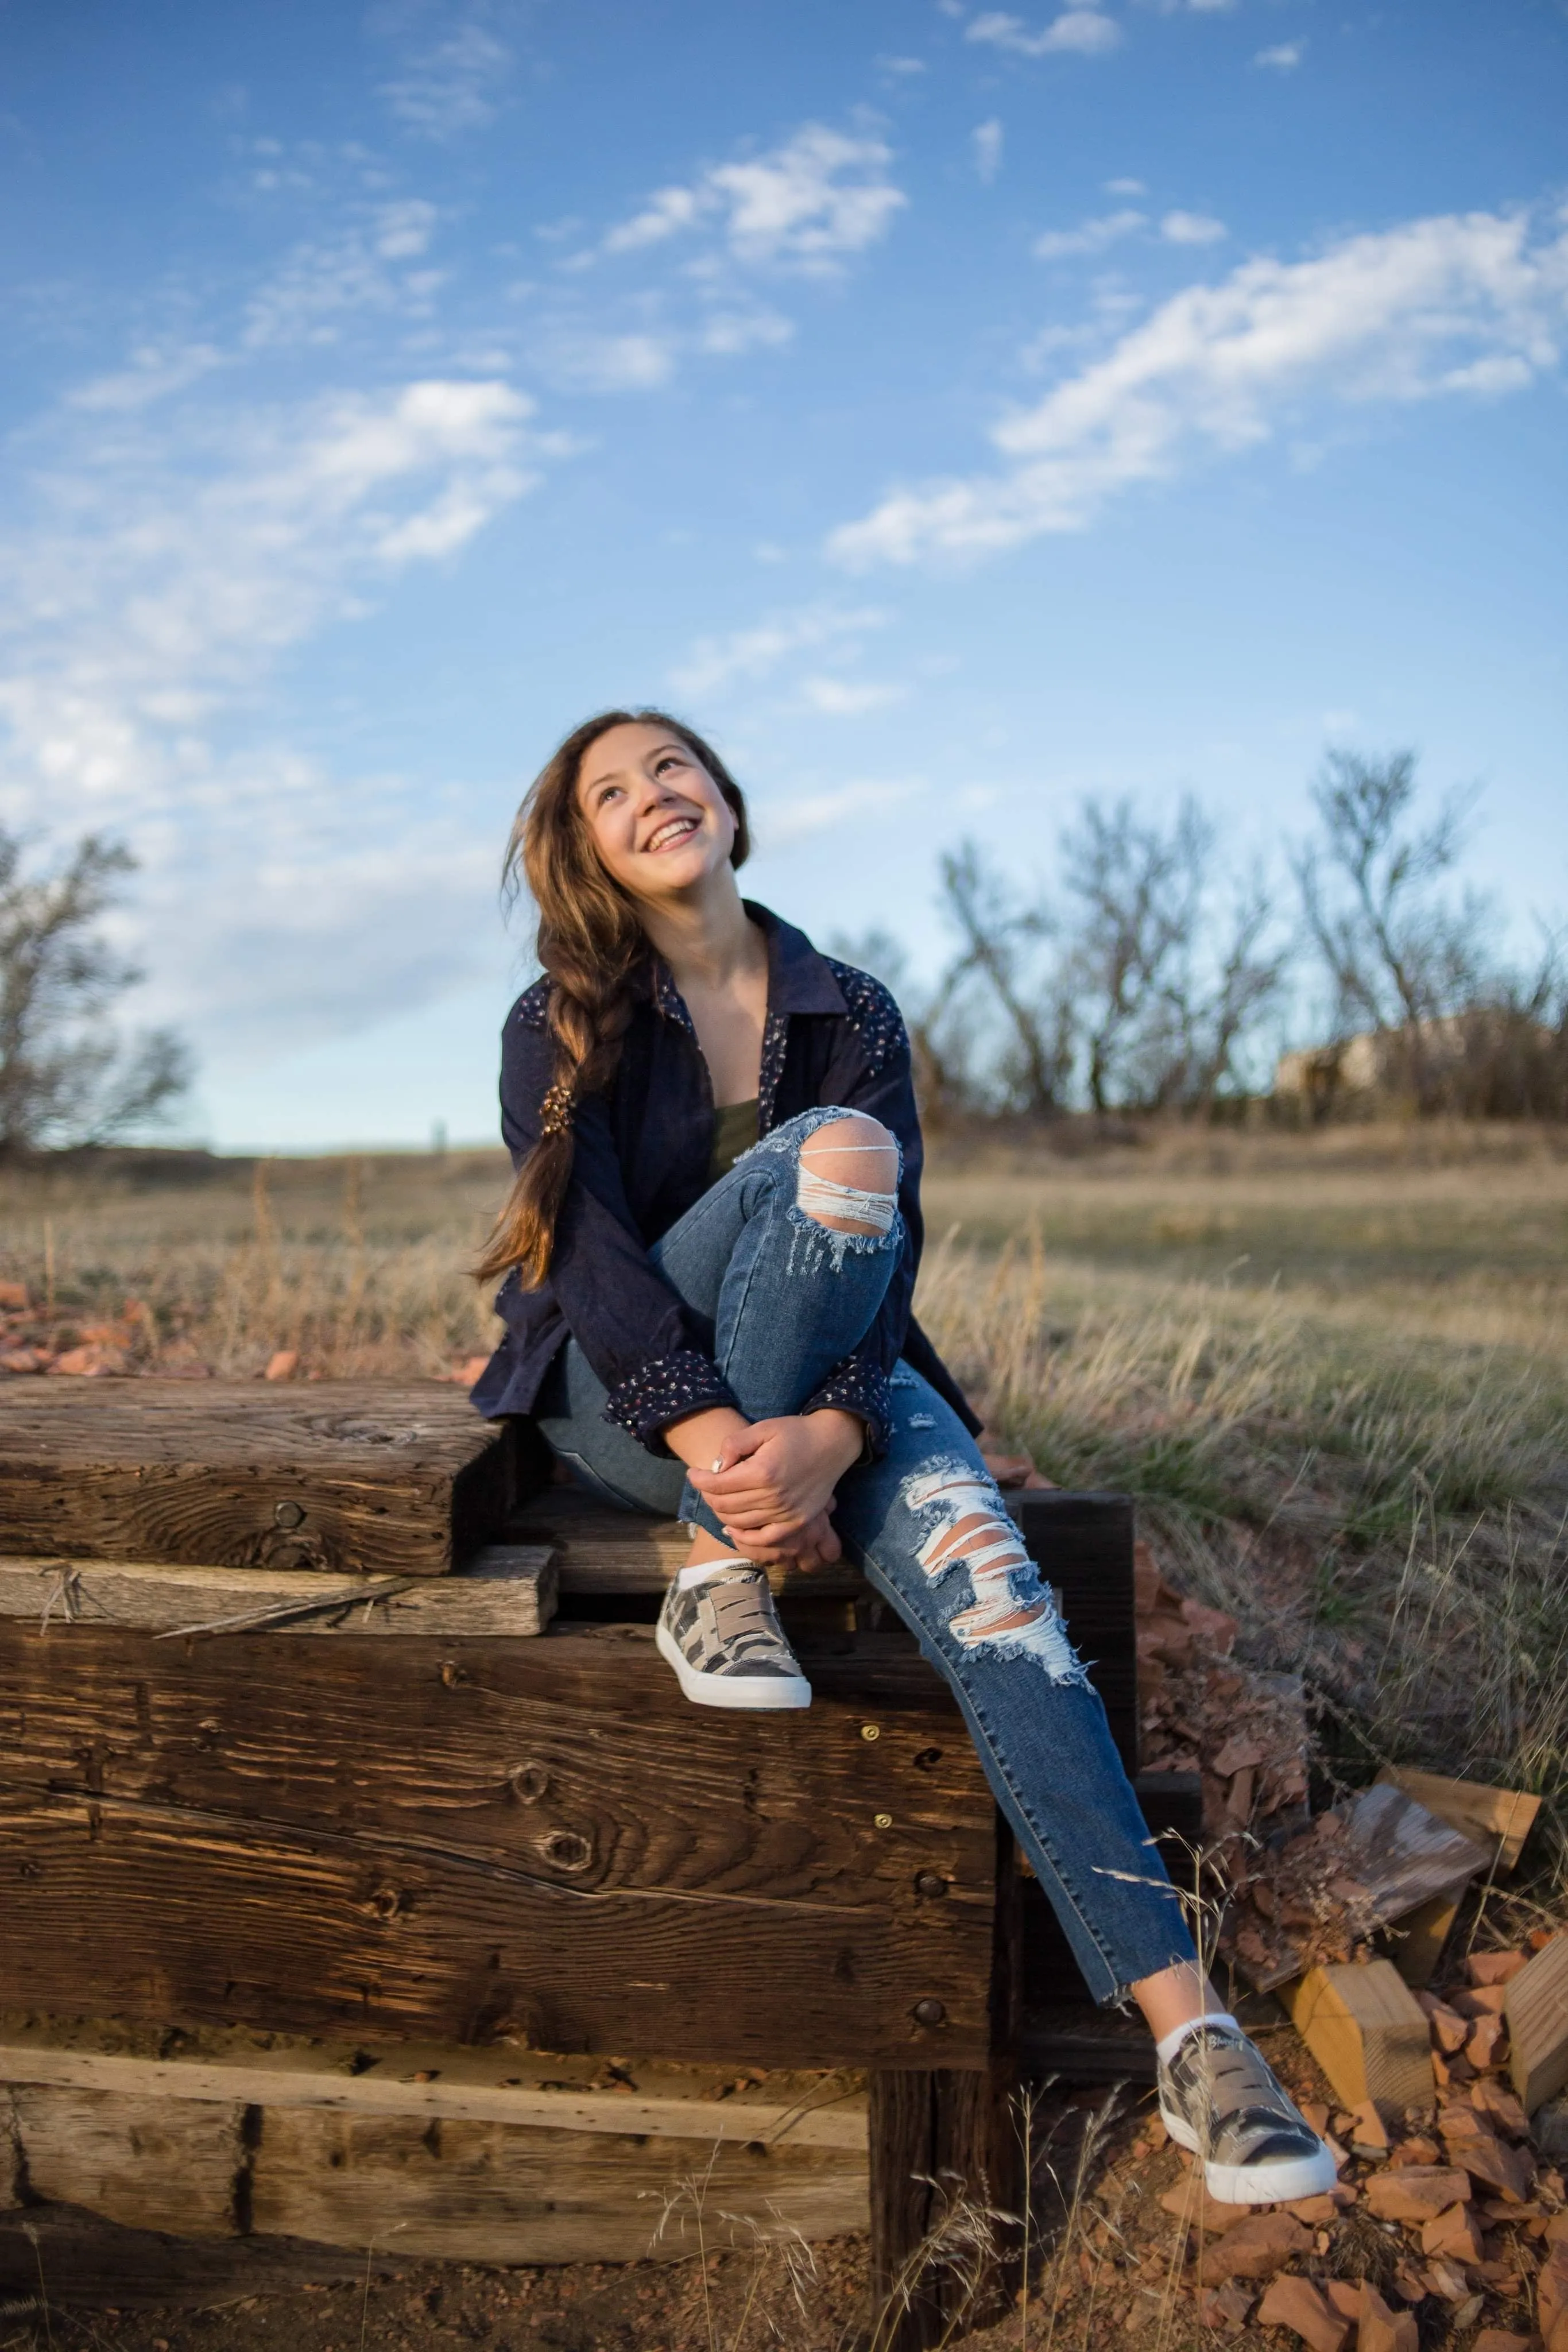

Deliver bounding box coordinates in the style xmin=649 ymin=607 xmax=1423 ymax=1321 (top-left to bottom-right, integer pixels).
xmin=708 ymin=1097 xmax=759 ymax=1186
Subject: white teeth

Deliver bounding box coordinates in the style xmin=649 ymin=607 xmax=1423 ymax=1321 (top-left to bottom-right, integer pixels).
xmin=648 ymin=818 xmax=696 ymax=852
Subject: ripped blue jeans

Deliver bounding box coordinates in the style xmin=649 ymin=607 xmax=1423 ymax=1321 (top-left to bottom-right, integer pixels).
xmin=534 ymin=1108 xmax=1195 ymax=2003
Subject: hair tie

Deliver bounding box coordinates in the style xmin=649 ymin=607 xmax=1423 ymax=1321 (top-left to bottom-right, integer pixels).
xmin=539 ymin=1081 xmax=575 ymax=1139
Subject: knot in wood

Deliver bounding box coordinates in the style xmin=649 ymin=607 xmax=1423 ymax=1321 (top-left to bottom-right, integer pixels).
xmin=272 ymin=1500 xmax=306 ymax=1530
xmin=912 ymin=1998 xmax=947 ymax=2029
xmin=912 ymin=1747 xmax=943 ymax=1772
xmin=539 ymin=1830 xmax=595 ymax=1874
xmin=508 ymin=1763 xmax=551 ymax=1805
xmin=439 ymin=1661 xmax=468 ymax=1689
xmin=370 ymin=1885 xmax=405 ymax=1922
xmin=915 ymin=1871 xmax=950 ymax=1899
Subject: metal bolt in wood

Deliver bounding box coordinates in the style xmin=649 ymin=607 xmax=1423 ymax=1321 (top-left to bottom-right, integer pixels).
xmin=860 ymin=1723 xmax=880 ymax=1741
xmin=874 ymin=1812 xmax=893 ymax=1829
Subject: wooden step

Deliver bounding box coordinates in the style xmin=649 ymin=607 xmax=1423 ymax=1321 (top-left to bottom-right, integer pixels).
xmin=0 ymin=1381 xmax=514 ymax=1577
xmin=0 ymin=1618 xmax=1004 ymax=2068
xmin=0 ymin=2026 xmax=869 ymax=2265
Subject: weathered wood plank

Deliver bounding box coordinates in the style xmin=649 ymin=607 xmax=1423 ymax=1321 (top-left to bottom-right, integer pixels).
xmin=0 ymin=1545 xmax=557 ymax=1637
xmin=869 ymin=1816 xmax=1022 ymax=2352
xmin=0 ymin=2037 xmax=866 ymax=2150
xmin=0 ymin=1621 xmax=993 ymax=1904
xmin=0 ymin=1788 xmax=992 ymax=2064
xmin=0 ymin=1624 xmax=1000 ymax=2065
xmin=1285 ymin=1960 xmax=1434 ymax=2118
xmin=1505 ymin=1933 xmax=1568 ymax=2114
xmin=0 ymin=1381 xmax=513 ymax=1576
xmin=248 ymin=2105 xmax=865 ymax=2262
xmin=1376 ymin=1764 xmax=1541 ymax=1875
xmin=9 ymin=2084 xmax=245 ymax=2239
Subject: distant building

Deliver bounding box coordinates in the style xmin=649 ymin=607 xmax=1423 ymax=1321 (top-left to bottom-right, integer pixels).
xmin=1275 ymin=1012 xmax=1554 ymax=1107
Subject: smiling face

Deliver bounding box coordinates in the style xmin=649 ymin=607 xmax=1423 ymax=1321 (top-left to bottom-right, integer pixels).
xmin=575 ymin=720 xmax=740 ymax=907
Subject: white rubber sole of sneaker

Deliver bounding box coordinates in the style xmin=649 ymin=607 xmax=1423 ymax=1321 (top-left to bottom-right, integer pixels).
xmin=1159 ymin=2103 xmax=1338 ymax=2204
xmin=656 ymin=1622 xmax=812 ymax=1710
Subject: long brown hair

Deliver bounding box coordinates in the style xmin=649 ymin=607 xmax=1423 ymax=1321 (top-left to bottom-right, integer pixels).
xmin=474 ymin=708 xmax=750 ymax=1289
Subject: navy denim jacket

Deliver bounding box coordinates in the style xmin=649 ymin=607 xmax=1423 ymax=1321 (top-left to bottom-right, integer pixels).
xmin=471 ymin=902 xmax=980 ymax=1458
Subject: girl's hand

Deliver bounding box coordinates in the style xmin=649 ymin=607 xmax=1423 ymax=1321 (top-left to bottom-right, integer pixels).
xmin=720 ymin=1506 xmax=842 ymax=1572
xmin=686 ymin=1410 xmax=864 ymax=1561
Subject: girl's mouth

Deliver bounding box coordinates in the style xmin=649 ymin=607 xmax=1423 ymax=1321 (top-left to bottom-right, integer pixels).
xmin=645 ymin=814 xmax=700 ymax=853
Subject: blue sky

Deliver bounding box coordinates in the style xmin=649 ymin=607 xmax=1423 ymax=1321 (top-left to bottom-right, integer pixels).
xmin=1 ymin=0 xmax=1564 ymax=1147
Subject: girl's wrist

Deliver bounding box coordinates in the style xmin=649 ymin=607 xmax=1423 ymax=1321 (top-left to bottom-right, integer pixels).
xmin=806 ymin=1407 xmax=868 ymax=1476
xmin=663 ymin=1405 xmax=750 ymax=1469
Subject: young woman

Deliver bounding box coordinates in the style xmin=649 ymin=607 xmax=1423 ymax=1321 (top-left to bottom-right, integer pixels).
xmin=472 ymin=709 xmax=1334 ymax=2206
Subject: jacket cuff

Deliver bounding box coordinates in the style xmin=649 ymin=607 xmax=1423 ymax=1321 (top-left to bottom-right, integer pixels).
xmin=602 ymin=1349 xmax=741 ymax=1454
xmin=804 ymin=1357 xmax=893 ymax=1461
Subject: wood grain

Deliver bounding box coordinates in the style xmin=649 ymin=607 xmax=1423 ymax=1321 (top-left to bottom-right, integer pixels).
xmin=0 ymin=1546 xmax=557 ymax=1638
xmin=0 ymin=2038 xmax=868 ymax=2151
xmin=0 ymin=1623 xmax=1001 ymax=2066
xmin=249 ymin=2105 xmax=866 ymax=2263
xmin=0 ymin=1382 xmax=514 ymax=1576
xmin=10 ymin=2084 xmax=245 ymax=2239
xmin=1286 ymin=1960 xmax=1434 ymax=2116
xmin=1505 ymin=1933 xmax=1568 ymax=2114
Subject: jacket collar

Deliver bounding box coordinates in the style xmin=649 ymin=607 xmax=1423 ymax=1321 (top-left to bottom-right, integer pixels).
xmin=645 ymin=900 xmax=846 ymax=1030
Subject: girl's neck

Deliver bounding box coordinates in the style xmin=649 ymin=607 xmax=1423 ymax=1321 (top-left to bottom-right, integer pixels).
xmin=636 ymin=868 xmax=764 ymax=995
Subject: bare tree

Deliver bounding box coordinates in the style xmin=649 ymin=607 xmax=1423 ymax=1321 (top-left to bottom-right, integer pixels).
xmin=935 ymin=842 xmax=1073 ymax=1116
xmin=0 ymin=829 xmax=193 ymax=1155
xmin=1058 ymin=796 xmax=1286 ymax=1113
xmin=1294 ymin=748 xmax=1489 ymax=1108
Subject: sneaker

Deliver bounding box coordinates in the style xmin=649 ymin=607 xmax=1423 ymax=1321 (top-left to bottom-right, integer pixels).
xmin=1159 ymin=2024 xmax=1338 ymax=2204
xmin=656 ymin=1565 xmax=812 ymax=1711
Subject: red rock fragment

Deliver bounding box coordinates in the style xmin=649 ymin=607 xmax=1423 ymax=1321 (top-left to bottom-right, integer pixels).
xmin=1470 ymin=2078 xmax=1528 ymax=2137
xmin=1426 ymin=2003 xmax=1470 ymax=2054
xmin=1357 ymin=2286 xmax=1417 ymax=2352
xmin=1420 ymin=2203 xmax=1485 ymax=2262
xmin=264 ymin=1348 xmax=299 ymax=1380
xmin=1538 ymin=2241 xmax=1568 ymax=2344
xmin=1197 ymin=2281 xmax=1255 ymax=2332
xmin=1471 ymin=2336 xmax=1531 ymax=2352
xmin=1257 ymin=2273 xmax=1350 ymax=2352
xmin=1466 ymin=2013 xmax=1507 ymax=2069
xmin=1325 ymin=2282 xmax=1364 ymax=2319
xmin=1468 ymin=1951 xmax=1528 ymax=1987
xmin=1453 ymin=1984 xmax=1510 ymax=2018
xmin=1194 ymin=2210 xmax=1312 ymax=2283
xmin=1364 ymin=2167 xmax=1472 ymax=2223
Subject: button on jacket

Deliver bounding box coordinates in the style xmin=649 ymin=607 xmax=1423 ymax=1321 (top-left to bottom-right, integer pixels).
xmin=470 ymin=902 xmax=981 ymax=1457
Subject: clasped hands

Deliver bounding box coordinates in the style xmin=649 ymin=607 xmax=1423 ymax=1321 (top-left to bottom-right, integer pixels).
xmin=670 ymin=1405 xmax=865 ymax=1569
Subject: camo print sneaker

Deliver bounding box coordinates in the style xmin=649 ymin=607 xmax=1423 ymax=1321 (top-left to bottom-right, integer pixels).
xmin=656 ymin=1564 xmax=812 ymax=1711
xmin=1159 ymin=2024 xmax=1337 ymax=2203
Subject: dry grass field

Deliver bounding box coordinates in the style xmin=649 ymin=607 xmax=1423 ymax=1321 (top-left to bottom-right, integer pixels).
xmin=3 ymin=1119 xmax=1566 ymax=1882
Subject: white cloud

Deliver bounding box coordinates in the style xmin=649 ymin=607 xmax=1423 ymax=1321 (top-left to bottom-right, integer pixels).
xmin=974 ymin=119 xmax=1005 ymax=183
xmin=966 ymin=9 xmax=1123 ymax=58
xmin=0 ymin=372 xmax=547 ymax=1053
xmin=1161 ymin=210 xmax=1227 ymax=245
xmin=758 ymin=779 xmax=917 ymax=846
xmin=602 ymin=125 xmax=906 ymax=276
xmin=1035 ymin=207 xmax=1145 ymax=259
xmin=671 ymin=604 xmax=890 ymax=696
xmin=1253 ymin=41 xmax=1304 ymax=69
xmin=797 ymin=676 xmax=905 ymax=715
xmin=698 ymin=309 xmax=795 ymax=357
xmin=1105 ymin=177 xmax=1147 ymax=196
xmin=68 ymin=344 xmax=226 ymax=413
xmin=829 ymin=203 xmax=1568 ymax=566
xmin=373 ymin=198 xmax=440 ymax=259
xmin=378 ymin=17 xmax=512 ymax=141
xmin=544 ymin=331 xmax=677 ymax=392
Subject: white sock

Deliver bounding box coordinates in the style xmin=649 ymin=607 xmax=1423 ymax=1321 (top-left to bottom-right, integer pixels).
xmin=1156 ymin=2012 xmax=1238 ymax=2067
xmin=676 ymin=1556 xmax=743 ymax=1590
